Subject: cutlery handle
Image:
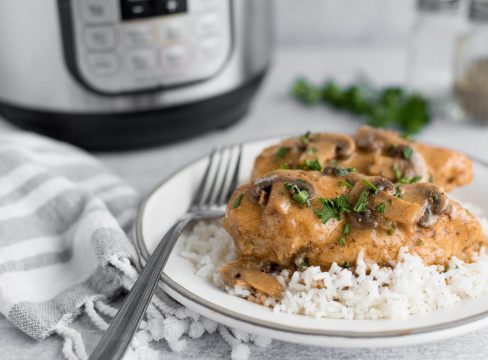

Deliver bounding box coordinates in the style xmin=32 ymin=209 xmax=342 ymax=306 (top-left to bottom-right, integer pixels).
xmin=89 ymin=217 xmax=192 ymax=360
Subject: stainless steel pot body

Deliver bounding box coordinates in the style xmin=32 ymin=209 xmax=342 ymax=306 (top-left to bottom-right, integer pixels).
xmin=0 ymin=0 xmax=272 ymax=114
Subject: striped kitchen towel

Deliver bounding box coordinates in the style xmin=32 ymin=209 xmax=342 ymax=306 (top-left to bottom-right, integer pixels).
xmin=0 ymin=131 xmax=270 ymax=360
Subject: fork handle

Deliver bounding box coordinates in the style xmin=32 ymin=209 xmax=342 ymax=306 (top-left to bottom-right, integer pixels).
xmin=89 ymin=216 xmax=192 ymax=360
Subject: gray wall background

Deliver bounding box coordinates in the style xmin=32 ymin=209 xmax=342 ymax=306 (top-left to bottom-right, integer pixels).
xmin=273 ymin=0 xmax=417 ymax=45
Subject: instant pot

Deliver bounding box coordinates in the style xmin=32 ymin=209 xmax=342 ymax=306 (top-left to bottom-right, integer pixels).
xmin=0 ymin=0 xmax=272 ymax=150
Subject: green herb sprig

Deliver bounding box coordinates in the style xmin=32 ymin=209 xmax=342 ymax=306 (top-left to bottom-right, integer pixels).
xmin=232 ymin=194 xmax=243 ymax=209
xmin=392 ymin=165 xmax=422 ymax=184
xmin=377 ymin=203 xmax=386 ymax=213
xmin=402 ymin=146 xmax=413 ymax=160
xmin=291 ymin=78 xmax=430 ymax=135
xmin=314 ymin=195 xmax=351 ymax=224
xmin=284 ymin=182 xmax=310 ymax=206
xmin=362 ymin=179 xmax=379 ymax=193
xmin=353 ymin=189 xmax=370 ymax=212
xmin=294 ymin=254 xmax=310 ymax=271
xmin=338 ymin=223 xmax=350 ymax=245
xmin=302 ymin=158 xmax=323 ymax=171
xmin=275 ymin=146 xmax=291 ymax=159
xmin=338 ymin=179 xmax=353 ymax=189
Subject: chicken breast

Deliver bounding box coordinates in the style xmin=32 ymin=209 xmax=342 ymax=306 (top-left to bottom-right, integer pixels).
xmin=252 ymin=125 xmax=473 ymax=192
xmin=225 ymin=169 xmax=485 ymax=269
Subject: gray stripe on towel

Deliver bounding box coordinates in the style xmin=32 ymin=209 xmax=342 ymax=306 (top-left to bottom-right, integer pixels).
xmin=0 ymin=171 xmax=52 ymax=205
xmin=0 ymin=189 xmax=90 ymax=248
xmin=0 ymin=250 xmax=72 ymax=275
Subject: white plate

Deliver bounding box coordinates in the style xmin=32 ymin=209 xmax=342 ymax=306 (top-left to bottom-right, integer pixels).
xmin=135 ymin=136 xmax=488 ymax=348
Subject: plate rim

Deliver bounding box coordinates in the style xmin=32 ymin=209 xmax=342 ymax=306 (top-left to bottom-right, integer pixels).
xmin=135 ymin=134 xmax=488 ymax=340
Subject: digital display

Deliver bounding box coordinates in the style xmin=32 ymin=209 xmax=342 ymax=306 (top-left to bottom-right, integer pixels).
xmin=121 ymin=0 xmax=187 ymax=20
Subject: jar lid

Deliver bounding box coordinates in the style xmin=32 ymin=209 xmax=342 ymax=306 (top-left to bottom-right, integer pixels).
xmin=469 ymin=0 xmax=488 ymax=22
xmin=417 ymin=0 xmax=460 ymax=11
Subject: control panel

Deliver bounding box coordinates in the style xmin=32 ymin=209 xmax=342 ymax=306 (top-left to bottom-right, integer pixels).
xmin=62 ymin=0 xmax=232 ymax=94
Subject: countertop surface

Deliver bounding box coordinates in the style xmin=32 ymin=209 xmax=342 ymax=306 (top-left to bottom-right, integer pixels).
xmin=1 ymin=45 xmax=488 ymax=359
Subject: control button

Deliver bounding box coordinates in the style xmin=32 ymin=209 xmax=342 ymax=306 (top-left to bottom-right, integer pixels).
xmin=154 ymin=0 xmax=188 ymax=15
xmin=195 ymin=12 xmax=220 ymax=37
xmin=199 ymin=36 xmax=220 ymax=57
xmin=123 ymin=25 xmax=154 ymax=47
xmin=87 ymin=53 xmax=119 ymax=76
xmin=126 ymin=49 xmax=157 ymax=72
xmin=121 ymin=0 xmax=154 ymax=20
xmin=81 ymin=0 xmax=116 ymax=23
xmin=84 ymin=27 xmax=117 ymax=51
xmin=158 ymin=20 xmax=187 ymax=42
xmin=161 ymin=44 xmax=190 ymax=67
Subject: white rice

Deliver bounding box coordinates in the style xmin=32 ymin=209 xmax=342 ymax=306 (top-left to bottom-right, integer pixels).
xmin=181 ymin=210 xmax=488 ymax=320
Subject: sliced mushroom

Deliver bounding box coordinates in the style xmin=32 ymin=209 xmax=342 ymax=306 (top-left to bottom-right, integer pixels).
xmin=401 ymin=183 xmax=451 ymax=228
xmin=219 ymin=259 xmax=284 ymax=298
xmin=355 ymin=125 xmax=391 ymax=152
xmin=347 ymin=176 xmax=395 ymax=228
xmin=418 ymin=207 xmax=436 ymax=227
xmin=387 ymin=144 xmax=413 ymax=159
xmin=407 ymin=152 xmax=429 ymax=181
xmin=369 ymin=155 xmax=428 ymax=183
xmin=355 ymin=126 xmax=429 ymax=181
xmin=310 ymin=133 xmax=356 ymax=158
xmin=250 ymin=173 xmax=315 ymax=206
xmin=349 ymin=176 xmax=395 ymax=201
xmin=355 ymin=125 xmax=409 ymax=152
xmin=369 ymin=191 xmax=425 ymax=225
xmin=348 ymin=207 xmax=378 ymax=228
xmin=322 ymin=165 xmax=356 ymax=177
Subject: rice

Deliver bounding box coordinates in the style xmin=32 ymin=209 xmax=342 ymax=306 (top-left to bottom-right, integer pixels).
xmin=181 ymin=214 xmax=488 ymax=320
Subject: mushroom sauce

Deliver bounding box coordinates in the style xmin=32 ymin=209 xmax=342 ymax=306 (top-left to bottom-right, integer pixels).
xmin=219 ymin=126 xmax=486 ymax=298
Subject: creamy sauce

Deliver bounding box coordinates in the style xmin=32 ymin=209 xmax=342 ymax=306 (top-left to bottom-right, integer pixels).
xmin=219 ymin=126 xmax=483 ymax=298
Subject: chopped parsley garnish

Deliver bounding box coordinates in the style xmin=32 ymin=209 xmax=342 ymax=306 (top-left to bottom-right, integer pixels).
xmin=302 ymin=158 xmax=323 ymax=171
xmin=393 ymin=186 xmax=402 ymax=198
xmin=353 ymin=189 xmax=369 ymax=212
xmin=338 ymin=167 xmax=356 ymax=175
xmin=392 ymin=165 xmax=403 ymax=183
xmin=294 ymin=255 xmax=310 ymax=271
xmin=402 ymin=146 xmax=413 ymax=160
xmin=279 ymin=163 xmax=290 ymax=169
xmin=377 ymin=203 xmax=385 ymax=213
xmin=284 ymin=182 xmax=310 ymax=206
xmin=417 ymin=239 xmax=425 ymax=246
xmin=299 ymin=131 xmax=311 ymax=146
xmin=341 ymin=262 xmax=351 ymax=269
xmin=392 ymin=165 xmax=421 ymax=184
xmin=400 ymin=175 xmax=422 ymax=184
xmin=431 ymin=192 xmax=439 ymax=202
xmin=325 ymin=166 xmax=356 ymax=177
xmin=275 ymin=146 xmax=291 ymax=159
xmin=362 ymin=179 xmax=379 ymax=193
xmin=232 ymin=194 xmax=243 ymax=209
xmin=338 ymin=179 xmax=353 ymax=189
xmin=314 ymin=195 xmax=351 ymax=224
xmin=338 ymin=223 xmax=350 ymax=245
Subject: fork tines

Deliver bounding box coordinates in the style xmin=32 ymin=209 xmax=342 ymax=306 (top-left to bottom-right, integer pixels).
xmin=191 ymin=145 xmax=242 ymax=210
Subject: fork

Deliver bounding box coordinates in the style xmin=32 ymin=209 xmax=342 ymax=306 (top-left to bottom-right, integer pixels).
xmin=89 ymin=145 xmax=242 ymax=360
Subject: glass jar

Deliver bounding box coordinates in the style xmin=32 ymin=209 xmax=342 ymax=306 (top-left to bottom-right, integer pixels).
xmin=407 ymin=0 xmax=466 ymax=103
xmin=453 ymin=0 xmax=488 ymax=123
